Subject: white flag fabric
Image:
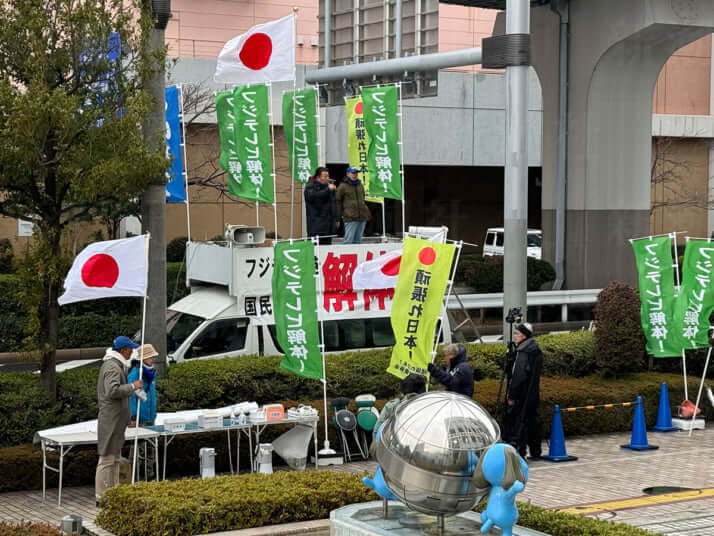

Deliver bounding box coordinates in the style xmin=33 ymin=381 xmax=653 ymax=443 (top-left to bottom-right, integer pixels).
xmin=352 ymin=249 xmax=402 ymax=290
xmin=214 ymin=14 xmax=295 ymax=85
xmin=58 ymin=235 xmax=148 ymax=305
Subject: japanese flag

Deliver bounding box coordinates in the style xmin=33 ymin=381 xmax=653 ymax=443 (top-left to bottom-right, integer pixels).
xmin=58 ymin=235 xmax=148 ymax=305
xmin=214 ymin=14 xmax=295 ymax=85
xmin=352 ymin=250 xmax=402 ymax=290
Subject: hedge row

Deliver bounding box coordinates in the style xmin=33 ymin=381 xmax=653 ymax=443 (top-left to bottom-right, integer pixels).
xmin=0 ymin=523 xmax=64 ymax=536
xmin=0 ymin=331 xmax=598 ymax=447
xmin=4 ymin=372 xmax=710 ymax=493
xmin=0 ymin=262 xmax=186 ymax=352
xmin=455 ymin=254 xmax=556 ymax=292
xmin=94 ymin=472 xmax=656 ymax=536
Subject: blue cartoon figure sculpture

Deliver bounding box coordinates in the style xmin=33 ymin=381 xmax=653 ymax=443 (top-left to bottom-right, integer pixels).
xmin=472 ymin=443 xmax=529 ymax=536
xmin=363 ymin=423 xmax=399 ymax=501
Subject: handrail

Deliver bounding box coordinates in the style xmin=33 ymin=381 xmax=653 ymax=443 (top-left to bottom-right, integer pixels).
xmin=446 ymin=289 xmax=601 ymax=310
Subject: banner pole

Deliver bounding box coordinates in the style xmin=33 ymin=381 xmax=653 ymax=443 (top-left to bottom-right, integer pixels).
xmin=289 ymin=86 xmax=297 ymax=238
xmin=132 ymin=232 xmax=150 ymax=485
xmin=256 ymin=201 xmax=260 ymax=226
xmin=426 ymin=235 xmax=463 ymax=393
xmin=397 ymin=82 xmax=406 ymax=237
xmin=672 ymin=232 xmax=688 ymax=400
xmin=312 ymin=236 xmax=334 ymax=455
xmin=268 ymin=82 xmax=279 ymax=239
xmin=178 ymin=85 xmax=192 ymax=242
xmin=689 ymin=345 xmax=712 ymax=437
xmin=314 ymin=84 xmax=323 ymax=240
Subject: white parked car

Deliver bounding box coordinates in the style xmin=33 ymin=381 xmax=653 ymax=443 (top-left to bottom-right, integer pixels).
xmin=482 ymin=228 xmax=542 ymax=260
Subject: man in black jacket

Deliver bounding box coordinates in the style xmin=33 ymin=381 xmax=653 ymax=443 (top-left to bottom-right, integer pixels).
xmin=503 ymin=322 xmax=543 ymax=459
xmin=304 ymin=167 xmax=338 ymax=244
xmin=427 ymin=344 xmax=474 ymax=398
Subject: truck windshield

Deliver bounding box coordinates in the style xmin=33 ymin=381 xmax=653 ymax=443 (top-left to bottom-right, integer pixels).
xmin=167 ymin=310 xmax=204 ymax=352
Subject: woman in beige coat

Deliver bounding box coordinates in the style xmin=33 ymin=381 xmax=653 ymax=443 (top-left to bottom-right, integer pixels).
xmin=96 ymin=336 xmax=142 ymax=502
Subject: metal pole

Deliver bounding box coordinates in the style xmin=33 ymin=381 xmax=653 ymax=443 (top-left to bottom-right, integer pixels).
xmin=268 ymin=82 xmax=279 ymax=239
xmin=306 ymin=47 xmax=483 ymax=83
xmin=397 ymin=82 xmax=406 ymax=237
xmin=394 ymin=0 xmax=402 ymax=58
xmin=178 ymin=85 xmax=192 ymax=243
xmin=502 ymin=0 xmax=530 ymax=338
xmin=132 ymin=233 xmax=150 ymax=484
xmin=324 ymin=0 xmax=331 ymax=68
xmin=689 ymin=346 xmax=712 ymax=437
xmin=553 ymin=0 xmax=568 ymax=290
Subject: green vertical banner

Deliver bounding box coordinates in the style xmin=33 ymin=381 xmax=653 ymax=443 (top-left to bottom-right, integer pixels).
xmin=345 ymin=96 xmax=382 ymax=204
xmin=631 ymin=236 xmax=680 ymax=357
xmin=362 ymin=86 xmax=403 ymax=200
xmin=231 ymin=84 xmax=274 ymax=204
xmin=672 ymin=239 xmax=714 ymax=349
xmin=272 ymin=241 xmax=323 ymax=380
xmin=216 ymin=90 xmax=241 ymax=184
xmin=388 ymin=238 xmax=455 ymax=379
xmin=282 ymin=88 xmax=319 ymax=184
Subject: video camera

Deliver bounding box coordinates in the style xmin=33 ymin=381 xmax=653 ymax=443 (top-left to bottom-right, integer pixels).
xmin=505 ymin=307 xmax=522 ymax=325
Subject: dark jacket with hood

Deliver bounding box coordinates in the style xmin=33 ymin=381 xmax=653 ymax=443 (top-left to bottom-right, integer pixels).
xmin=304 ymin=179 xmax=337 ymax=237
xmin=506 ymin=336 xmax=543 ymax=412
xmin=428 ymin=346 xmax=474 ymax=398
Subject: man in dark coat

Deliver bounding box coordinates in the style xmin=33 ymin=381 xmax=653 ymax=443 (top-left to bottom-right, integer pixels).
xmin=503 ymin=322 xmax=543 ymax=459
xmin=96 ymin=336 xmax=142 ymax=502
xmin=428 ymin=344 xmax=474 ymax=398
xmin=336 ymin=166 xmax=370 ymax=244
xmin=304 ymin=167 xmax=338 ymax=245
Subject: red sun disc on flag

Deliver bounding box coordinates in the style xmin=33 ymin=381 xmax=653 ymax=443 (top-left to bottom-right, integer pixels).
xmin=355 ymin=101 xmax=363 ymax=115
xmin=418 ymin=247 xmax=437 ymax=266
xmin=239 ymin=33 xmax=273 ymax=70
xmin=380 ymin=256 xmax=402 ymax=276
xmin=81 ymin=254 xmax=119 ymax=288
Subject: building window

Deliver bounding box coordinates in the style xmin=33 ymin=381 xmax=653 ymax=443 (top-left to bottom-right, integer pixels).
xmin=18 ymin=219 xmax=34 ymax=237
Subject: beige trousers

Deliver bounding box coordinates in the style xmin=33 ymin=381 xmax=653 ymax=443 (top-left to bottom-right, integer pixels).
xmin=95 ymin=454 xmax=121 ymax=500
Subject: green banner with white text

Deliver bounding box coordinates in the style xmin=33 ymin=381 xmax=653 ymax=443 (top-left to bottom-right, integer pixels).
xmin=672 ymin=240 xmax=714 ymax=350
xmin=631 ymin=236 xmax=680 ymax=357
xmin=272 ymin=241 xmax=323 ymax=380
xmin=362 ymin=86 xmax=402 ymax=200
xmin=216 ymin=90 xmax=241 ymax=184
xmin=230 ymin=84 xmax=274 ymax=204
xmin=283 ymin=88 xmax=319 ymax=184
xmin=388 ymin=238 xmax=454 ymax=379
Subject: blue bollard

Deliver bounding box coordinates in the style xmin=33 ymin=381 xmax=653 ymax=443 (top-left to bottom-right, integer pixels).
xmin=652 ymin=382 xmax=678 ymax=433
xmin=621 ymin=396 xmax=659 ymax=451
xmin=542 ymin=405 xmax=577 ymax=462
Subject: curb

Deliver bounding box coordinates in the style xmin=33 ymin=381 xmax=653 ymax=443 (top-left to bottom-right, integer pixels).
xmin=83 ymin=519 xmax=330 ymax=536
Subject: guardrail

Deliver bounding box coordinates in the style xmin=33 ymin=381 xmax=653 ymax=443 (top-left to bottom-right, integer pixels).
xmin=446 ymin=288 xmax=601 ymax=322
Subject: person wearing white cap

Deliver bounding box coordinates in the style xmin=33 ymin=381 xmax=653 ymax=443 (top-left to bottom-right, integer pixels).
xmin=503 ymin=322 xmax=543 ymax=460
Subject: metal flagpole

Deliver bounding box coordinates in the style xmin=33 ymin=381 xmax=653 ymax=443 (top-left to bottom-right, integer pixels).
xmin=132 ymin=233 xmax=150 ymax=484
xmin=397 ymin=82 xmax=406 ymax=237
xmin=312 ymin=236 xmax=335 ymax=457
xmin=289 ymin=10 xmax=298 ymax=238
xmin=672 ymin=232 xmax=688 ymax=401
xmin=314 ymin=84 xmax=323 ymax=239
xmin=178 ymin=85 xmax=192 ymax=242
xmin=690 ymin=346 xmax=712 ymax=437
xmin=268 ymin=82 xmax=279 ymax=239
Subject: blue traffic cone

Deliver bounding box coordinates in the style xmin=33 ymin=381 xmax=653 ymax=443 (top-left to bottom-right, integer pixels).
xmin=653 ymin=382 xmax=678 ymax=433
xmin=542 ymin=405 xmax=577 ymax=462
xmin=621 ymin=396 xmax=659 ymax=451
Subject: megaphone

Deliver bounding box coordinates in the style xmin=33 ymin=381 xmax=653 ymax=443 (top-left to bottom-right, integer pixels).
xmin=224 ymin=225 xmax=266 ymax=245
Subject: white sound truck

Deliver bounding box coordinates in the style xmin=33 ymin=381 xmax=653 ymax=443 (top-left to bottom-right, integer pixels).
xmin=165 ymin=226 xmax=452 ymax=364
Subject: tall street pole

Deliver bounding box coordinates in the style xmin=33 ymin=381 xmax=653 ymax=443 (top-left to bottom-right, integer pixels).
xmin=142 ymin=0 xmax=170 ymax=376
xmin=503 ymin=0 xmax=530 ymax=338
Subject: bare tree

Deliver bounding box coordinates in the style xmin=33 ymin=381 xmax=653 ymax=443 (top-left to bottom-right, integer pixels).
xmin=651 ymin=136 xmax=709 ymax=214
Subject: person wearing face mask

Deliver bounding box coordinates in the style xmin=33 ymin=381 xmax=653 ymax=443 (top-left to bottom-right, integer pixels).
xmin=128 ymin=344 xmax=159 ymax=426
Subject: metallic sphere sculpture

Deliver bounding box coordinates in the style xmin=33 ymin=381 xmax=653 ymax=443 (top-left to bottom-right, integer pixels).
xmin=374 ymin=391 xmax=500 ymax=516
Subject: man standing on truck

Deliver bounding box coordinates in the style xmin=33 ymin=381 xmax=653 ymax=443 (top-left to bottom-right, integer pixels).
xmin=96 ymin=336 xmax=143 ymax=503
xmin=305 ymin=167 xmax=338 ymax=245
xmin=336 ymin=165 xmax=370 ymax=244
xmin=428 ymin=344 xmax=474 ymax=398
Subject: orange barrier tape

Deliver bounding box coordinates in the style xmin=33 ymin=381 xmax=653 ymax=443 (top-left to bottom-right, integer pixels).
xmin=560 ymin=401 xmax=636 ymax=412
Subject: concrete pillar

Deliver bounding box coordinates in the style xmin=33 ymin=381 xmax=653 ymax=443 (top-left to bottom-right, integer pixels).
xmin=531 ymin=0 xmax=714 ymax=289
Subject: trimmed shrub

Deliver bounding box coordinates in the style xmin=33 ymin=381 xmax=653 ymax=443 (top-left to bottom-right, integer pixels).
xmin=0 ymin=238 xmax=13 ymax=274
xmin=166 ymin=236 xmax=188 ymax=262
xmin=95 ymin=471 xmax=378 ymax=536
xmin=455 ymin=255 xmax=555 ymax=292
xmin=594 ymin=282 xmax=646 ymax=376
xmin=0 ymin=522 xmax=64 ymax=536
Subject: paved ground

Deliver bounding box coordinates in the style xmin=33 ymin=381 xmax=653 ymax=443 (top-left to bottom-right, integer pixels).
xmin=2 ymin=427 xmax=714 ymax=535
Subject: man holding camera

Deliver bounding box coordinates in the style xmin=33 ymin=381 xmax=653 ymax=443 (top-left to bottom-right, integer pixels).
xmin=503 ymin=322 xmax=543 ymax=459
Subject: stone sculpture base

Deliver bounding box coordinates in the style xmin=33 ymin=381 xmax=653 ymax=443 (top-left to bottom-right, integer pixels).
xmin=331 ymin=501 xmax=550 ymax=536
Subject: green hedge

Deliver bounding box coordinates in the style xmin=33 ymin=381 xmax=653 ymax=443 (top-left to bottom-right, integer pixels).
xmin=0 ymin=262 xmax=186 ymax=352
xmin=455 ymin=255 xmax=556 ymax=292
xmin=0 ymin=331 xmax=652 ymax=448
xmin=0 ymin=522 xmax=64 ymax=536
xmin=94 ymin=471 xmax=655 ymax=536
xmin=95 ymin=471 xmax=377 ymax=536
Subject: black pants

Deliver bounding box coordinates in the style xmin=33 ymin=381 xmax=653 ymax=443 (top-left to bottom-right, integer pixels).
xmin=503 ymin=403 xmax=542 ymax=458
